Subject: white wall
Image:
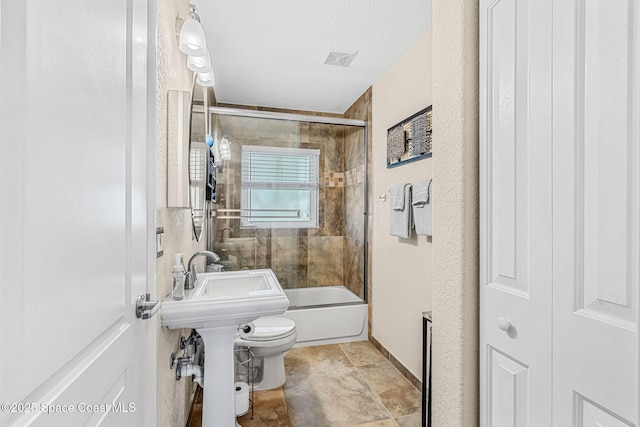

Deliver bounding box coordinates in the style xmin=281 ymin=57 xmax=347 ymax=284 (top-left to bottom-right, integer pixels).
xmin=431 ymin=0 xmax=479 ymax=424
xmin=155 ymin=0 xmax=206 ymax=425
xmin=371 ymin=30 xmax=433 ymax=379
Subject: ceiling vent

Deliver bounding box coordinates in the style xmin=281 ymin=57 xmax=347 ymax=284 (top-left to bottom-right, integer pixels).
xmin=323 ymin=50 xmax=359 ymax=67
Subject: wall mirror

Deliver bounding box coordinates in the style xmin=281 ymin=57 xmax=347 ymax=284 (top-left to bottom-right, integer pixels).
xmin=166 ymin=79 xmax=208 ymax=241
xmin=188 ymin=80 xmax=208 ymax=241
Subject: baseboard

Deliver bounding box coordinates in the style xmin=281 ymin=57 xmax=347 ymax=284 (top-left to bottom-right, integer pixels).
xmin=370 ymin=336 xmax=422 ymax=391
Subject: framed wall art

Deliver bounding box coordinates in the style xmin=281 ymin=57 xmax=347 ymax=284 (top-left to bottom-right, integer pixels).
xmin=386 ymin=106 xmax=432 ymax=168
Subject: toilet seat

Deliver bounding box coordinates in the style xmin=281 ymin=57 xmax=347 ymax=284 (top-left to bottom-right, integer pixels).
xmin=245 ymin=316 xmax=296 ymax=342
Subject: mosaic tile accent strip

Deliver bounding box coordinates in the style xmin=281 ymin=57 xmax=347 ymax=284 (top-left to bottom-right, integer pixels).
xmin=323 ymin=167 xmax=364 ymax=188
xmin=325 ymin=171 xmax=345 ymax=187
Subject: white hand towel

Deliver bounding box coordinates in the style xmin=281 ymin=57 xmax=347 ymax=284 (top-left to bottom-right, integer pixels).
xmin=412 ymin=179 xmax=432 ymax=236
xmin=389 ymin=183 xmax=406 ymax=210
xmin=389 ymin=183 xmax=413 ymax=238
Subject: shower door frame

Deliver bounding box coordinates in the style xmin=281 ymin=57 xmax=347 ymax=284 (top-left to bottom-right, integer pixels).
xmin=207 ymin=106 xmax=369 ymax=304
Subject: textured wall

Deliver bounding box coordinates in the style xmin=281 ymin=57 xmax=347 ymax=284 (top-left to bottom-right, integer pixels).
xmin=431 ymin=0 xmax=479 ymax=425
xmin=370 ymin=31 xmax=433 ymax=379
xmin=155 ymin=0 xmax=206 ymax=425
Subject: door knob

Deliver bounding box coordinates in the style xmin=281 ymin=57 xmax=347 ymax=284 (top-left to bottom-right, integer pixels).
xmin=497 ymin=317 xmax=512 ymax=331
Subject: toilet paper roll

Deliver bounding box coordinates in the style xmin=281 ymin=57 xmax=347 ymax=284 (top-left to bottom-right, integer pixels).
xmin=238 ymin=322 xmax=255 ymax=339
xmin=234 ymin=381 xmax=250 ymax=416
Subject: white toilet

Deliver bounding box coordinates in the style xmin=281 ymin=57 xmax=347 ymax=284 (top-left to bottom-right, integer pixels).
xmin=235 ymin=316 xmax=296 ymax=391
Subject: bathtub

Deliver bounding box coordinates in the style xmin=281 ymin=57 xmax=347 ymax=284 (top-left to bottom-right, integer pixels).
xmin=279 ymin=286 xmax=368 ymax=347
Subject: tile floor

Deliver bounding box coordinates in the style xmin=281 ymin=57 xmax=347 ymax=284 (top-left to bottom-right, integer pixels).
xmin=189 ymin=340 xmax=422 ymax=427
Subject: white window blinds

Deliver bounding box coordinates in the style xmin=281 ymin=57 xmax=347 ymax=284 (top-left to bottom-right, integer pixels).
xmin=241 ymin=145 xmax=320 ymax=190
xmin=241 ymin=145 xmax=320 ymax=228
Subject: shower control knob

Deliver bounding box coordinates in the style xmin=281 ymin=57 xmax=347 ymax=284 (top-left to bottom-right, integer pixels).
xmin=497 ymin=317 xmax=512 ymax=332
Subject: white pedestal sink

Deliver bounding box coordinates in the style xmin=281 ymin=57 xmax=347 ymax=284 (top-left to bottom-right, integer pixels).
xmin=161 ymin=269 xmax=289 ymax=426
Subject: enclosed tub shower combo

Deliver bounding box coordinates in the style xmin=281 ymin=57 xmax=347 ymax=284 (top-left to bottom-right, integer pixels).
xmin=207 ymin=108 xmax=369 ymax=354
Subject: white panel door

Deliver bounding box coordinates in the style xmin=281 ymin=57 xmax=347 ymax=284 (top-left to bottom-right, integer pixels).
xmin=553 ymin=0 xmax=639 ymax=425
xmin=0 ymin=0 xmax=155 ymax=426
xmin=479 ymin=0 xmax=553 ymax=425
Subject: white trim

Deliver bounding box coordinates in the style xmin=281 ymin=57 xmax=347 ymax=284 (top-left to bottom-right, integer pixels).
xmin=210 ymin=106 xmax=366 ymax=127
xmin=144 ymin=0 xmax=157 ymax=425
xmin=241 ymin=144 xmax=320 ymax=157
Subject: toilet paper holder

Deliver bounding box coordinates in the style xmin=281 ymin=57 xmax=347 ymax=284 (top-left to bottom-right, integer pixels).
xmin=234 ymin=348 xmax=255 ymax=420
xmin=238 ymin=322 xmax=255 ymax=339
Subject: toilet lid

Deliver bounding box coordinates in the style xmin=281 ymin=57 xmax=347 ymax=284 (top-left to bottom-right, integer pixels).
xmin=248 ymin=317 xmax=296 ymax=341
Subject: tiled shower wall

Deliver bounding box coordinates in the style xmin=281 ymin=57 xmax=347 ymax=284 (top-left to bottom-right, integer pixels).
xmin=344 ymin=89 xmax=372 ymax=300
xmin=209 ymin=107 xmax=367 ymax=298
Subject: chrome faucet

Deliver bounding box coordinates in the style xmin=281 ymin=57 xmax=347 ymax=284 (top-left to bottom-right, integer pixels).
xmin=186 ymin=250 xmax=221 ymax=289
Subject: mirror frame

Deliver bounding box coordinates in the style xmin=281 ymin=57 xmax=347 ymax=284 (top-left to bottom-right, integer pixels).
xmin=188 ymin=77 xmax=208 ymax=242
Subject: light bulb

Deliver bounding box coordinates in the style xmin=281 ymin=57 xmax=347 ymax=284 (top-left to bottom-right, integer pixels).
xmin=219 ymin=138 xmax=231 ymax=160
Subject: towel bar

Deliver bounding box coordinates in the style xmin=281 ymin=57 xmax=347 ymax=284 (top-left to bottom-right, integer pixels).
xmin=213 ymin=208 xmax=301 ymax=220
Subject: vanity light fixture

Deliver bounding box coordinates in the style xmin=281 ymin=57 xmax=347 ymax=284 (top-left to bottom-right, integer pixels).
xmin=178 ymin=5 xmax=207 ymax=56
xmin=187 ymin=50 xmax=211 ymax=73
xmin=197 ymin=71 xmax=215 ymax=87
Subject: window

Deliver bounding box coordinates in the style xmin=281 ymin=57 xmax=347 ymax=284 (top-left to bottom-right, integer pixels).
xmin=241 ymin=145 xmax=320 ymax=228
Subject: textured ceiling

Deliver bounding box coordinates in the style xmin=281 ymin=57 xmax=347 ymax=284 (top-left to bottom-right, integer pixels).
xmin=196 ymin=1 xmax=432 ymax=114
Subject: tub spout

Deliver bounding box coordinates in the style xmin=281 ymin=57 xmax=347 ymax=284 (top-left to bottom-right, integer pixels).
xmin=220 ymin=227 xmax=233 ymax=241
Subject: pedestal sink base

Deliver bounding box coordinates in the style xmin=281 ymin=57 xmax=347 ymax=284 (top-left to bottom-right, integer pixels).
xmin=198 ymin=326 xmax=238 ymax=427
xmin=160 ymin=270 xmax=290 ymax=426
